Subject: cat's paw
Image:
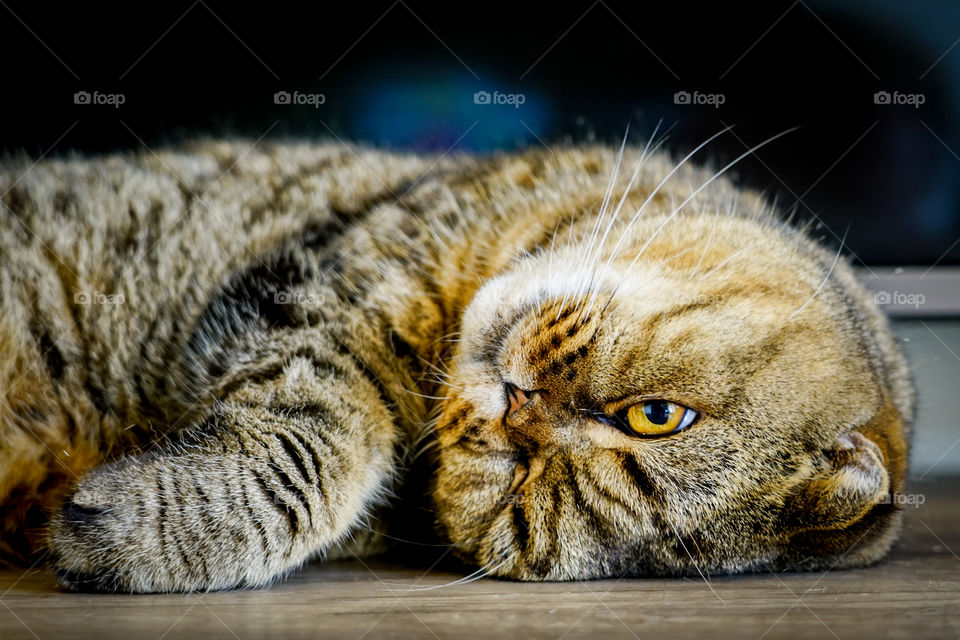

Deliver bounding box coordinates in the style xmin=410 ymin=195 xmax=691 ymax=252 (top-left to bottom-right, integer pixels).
xmin=48 ymin=451 xmax=307 ymax=593
xmin=48 ymin=459 xmax=167 ymax=592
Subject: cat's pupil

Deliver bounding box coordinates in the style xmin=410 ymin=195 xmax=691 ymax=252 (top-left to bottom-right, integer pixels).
xmin=643 ymin=402 xmax=673 ymax=425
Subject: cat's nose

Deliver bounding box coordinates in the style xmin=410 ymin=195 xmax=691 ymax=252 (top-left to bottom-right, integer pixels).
xmin=504 ymin=382 xmax=531 ymax=417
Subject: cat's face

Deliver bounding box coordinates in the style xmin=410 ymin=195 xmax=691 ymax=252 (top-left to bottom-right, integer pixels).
xmin=432 ymin=210 xmax=909 ymax=580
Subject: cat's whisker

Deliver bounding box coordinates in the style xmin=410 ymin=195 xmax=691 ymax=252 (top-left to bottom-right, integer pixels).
xmin=402 ymin=389 xmax=449 ymax=401
xmin=398 ymin=553 xmax=510 ymax=592
xmin=574 ymin=121 xmax=664 ymax=315
xmin=567 ymin=124 xmax=636 ymax=317
xmin=689 ymin=211 xmax=719 ymax=277
xmin=426 ymin=330 xmax=462 ymax=345
xmin=616 ymin=127 xmax=800 ymax=287
xmin=668 ymin=523 xmax=725 ymax=603
xmin=699 ymin=243 xmax=756 ymax=280
xmin=557 ymin=127 xmax=630 ymax=321
xmin=573 ymin=127 xmax=672 ymax=327
xmin=429 ymin=375 xmax=462 ymax=390
xmin=584 ymin=126 xmax=631 ymax=265
xmin=583 ymin=120 xmax=675 ymax=283
xmin=546 ymin=221 xmax=560 ymax=277
xmin=553 ymin=202 xmax=580 ymax=319
xmin=785 ymin=227 xmax=848 ymax=322
xmin=424 ymin=363 xmax=453 ymax=379
xmin=413 ymin=437 xmax=442 ymax=459
xmin=584 ymin=125 xmax=735 ymax=313
xmin=351 ymin=522 xmax=462 ymax=549
xmin=420 ymin=359 xmax=460 ymax=383
xmin=658 ymin=245 xmax=699 ymax=266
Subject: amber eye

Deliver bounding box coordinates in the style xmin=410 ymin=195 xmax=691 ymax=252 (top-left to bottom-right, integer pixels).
xmin=624 ymin=401 xmax=697 ymax=436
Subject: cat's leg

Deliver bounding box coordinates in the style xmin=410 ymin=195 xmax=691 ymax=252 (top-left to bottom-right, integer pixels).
xmin=47 ymin=335 xmax=399 ymax=592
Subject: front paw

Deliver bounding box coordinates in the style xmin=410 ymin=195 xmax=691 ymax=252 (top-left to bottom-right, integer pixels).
xmin=48 ymin=460 xmax=163 ymax=592
xmin=48 ymin=453 xmax=302 ymax=593
xmin=49 ymin=503 xmax=125 ymax=592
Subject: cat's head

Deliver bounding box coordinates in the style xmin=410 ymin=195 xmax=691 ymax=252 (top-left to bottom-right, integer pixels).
xmin=431 ymin=192 xmax=911 ymax=580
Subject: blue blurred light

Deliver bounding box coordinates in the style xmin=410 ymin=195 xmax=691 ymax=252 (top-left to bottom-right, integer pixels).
xmin=345 ymin=69 xmax=549 ymax=152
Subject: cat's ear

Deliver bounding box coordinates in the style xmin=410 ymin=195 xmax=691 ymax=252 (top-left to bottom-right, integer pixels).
xmin=783 ymin=431 xmax=890 ymax=532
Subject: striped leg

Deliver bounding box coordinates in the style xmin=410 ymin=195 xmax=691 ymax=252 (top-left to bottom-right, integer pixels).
xmin=47 ymin=338 xmax=399 ymax=593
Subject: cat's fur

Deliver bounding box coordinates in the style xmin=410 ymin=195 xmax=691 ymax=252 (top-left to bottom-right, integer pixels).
xmin=0 ymin=138 xmax=911 ymax=592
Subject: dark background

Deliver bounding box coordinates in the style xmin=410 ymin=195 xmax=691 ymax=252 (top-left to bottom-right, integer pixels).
xmin=2 ymin=0 xmax=959 ymax=266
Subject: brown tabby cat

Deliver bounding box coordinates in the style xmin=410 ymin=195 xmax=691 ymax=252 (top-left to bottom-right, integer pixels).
xmin=0 ymin=134 xmax=911 ymax=592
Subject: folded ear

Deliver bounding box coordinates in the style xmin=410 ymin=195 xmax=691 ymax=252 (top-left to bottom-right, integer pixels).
xmin=783 ymin=431 xmax=890 ymax=532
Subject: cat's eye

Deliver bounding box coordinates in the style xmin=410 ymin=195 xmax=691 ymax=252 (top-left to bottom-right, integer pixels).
xmin=588 ymin=400 xmax=697 ymax=438
xmin=624 ymin=401 xmax=696 ymax=436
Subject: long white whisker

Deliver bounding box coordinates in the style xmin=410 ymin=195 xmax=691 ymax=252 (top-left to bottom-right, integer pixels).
xmin=620 ymin=127 xmax=799 ymax=281
xmin=402 ymin=389 xmax=449 ymax=401
xmin=583 ymin=126 xmax=736 ymax=311
xmin=700 ymin=243 xmax=755 ymax=279
xmin=690 ymin=212 xmax=719 ymax=276
xmin=658 ymin=245 xmax=699 ymax=266
xmin=575 ymin=121 xmax=665 ymax=314
xmin=669 ymin=523 xmax=724 ymax=603
xmin=400 ymin=555 xmax=510 ymax=592
xmin=594 ymin=128 xmax=798 ymax=333
xmin=557 ymin=126 xmax=630 ymax=320
xmin=786 ymin=228 xmax=848 ymax=322
xmin=547 ymin=223 xmax=559 ymax=276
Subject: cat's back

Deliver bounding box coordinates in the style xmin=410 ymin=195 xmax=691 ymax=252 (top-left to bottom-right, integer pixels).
xmin=0 ymin=141 xmax=438 ymax=285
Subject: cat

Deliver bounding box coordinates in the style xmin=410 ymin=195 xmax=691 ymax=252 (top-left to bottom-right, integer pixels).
xmin=0 ymin=133 xmax=912 ymax=592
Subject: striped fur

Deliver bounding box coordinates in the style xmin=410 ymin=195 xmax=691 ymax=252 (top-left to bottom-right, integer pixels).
xmin=0 ymin=139 xmax=911 ymax=591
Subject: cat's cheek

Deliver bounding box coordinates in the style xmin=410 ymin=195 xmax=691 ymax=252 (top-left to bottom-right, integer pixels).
xmin=460 ymin=383 xmax=508 ymax=422
xmin=581 ymin=421 xmax=632 ymax=448
xmin=446 ymin=361 xmax=509 ymax=422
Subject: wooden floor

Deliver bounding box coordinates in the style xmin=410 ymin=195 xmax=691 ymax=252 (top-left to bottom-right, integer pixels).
xmin=1 ymin=478 xmax=958 ymax=640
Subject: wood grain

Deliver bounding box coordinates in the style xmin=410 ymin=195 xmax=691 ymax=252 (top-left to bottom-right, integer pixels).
xmin=1 ymin=478 xmax=958 ymax=639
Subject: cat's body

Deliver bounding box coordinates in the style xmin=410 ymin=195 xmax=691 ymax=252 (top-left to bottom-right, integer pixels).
xmin=0 ymin=139 xmax=911 ymax=592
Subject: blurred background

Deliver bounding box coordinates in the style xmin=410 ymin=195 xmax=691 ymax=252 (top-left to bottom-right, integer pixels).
xmin=1 ymin=0 xmax=957 ymax=475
